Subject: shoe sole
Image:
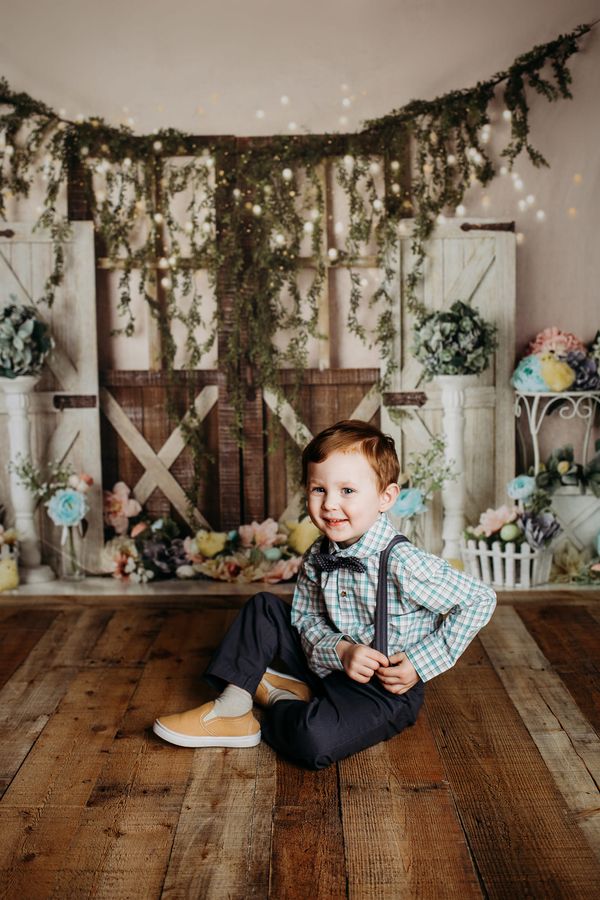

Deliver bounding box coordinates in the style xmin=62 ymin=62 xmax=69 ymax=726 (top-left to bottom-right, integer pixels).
xmin=152 ymin=719 xmax=261 ymax=748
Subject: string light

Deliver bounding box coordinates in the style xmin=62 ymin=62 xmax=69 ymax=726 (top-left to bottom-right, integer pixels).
xmin=303 ymin=221 xmax=314 ymax=233
xmin=342 ymin=98 xmax=352 ymax=108
xmin=338 ymin=116 xmax=349 ymax=126
xmin=280 ymin=95 xmax=290 ymax=106
xmin=502 ymin=109 xmax=512 ymax=121
xmin=516 ymin=232 xmax=525 ymax=245
xmin=535 ymin=210 xmax=546 ymax=221
xmin=526 ymin=194 xmax=535 ymax=205
xmin=160 ymin=277 xmax=172 ymax=289
xmin=328 ymin=248 xmax=338 ymax=261
xmin=334 ymin=221 xmax=344 ymax=235
xmin=456 ymin=204 xmax=466 ymax=216
xmin=274 ymin=233 xmax=285 ymax=245
xmin=390 ymin=160 xmax=400 ymax=172
xmin=252 ymin=204 xmax=262 ymax=216
xmin=288 ymin=122 xmax=297 ymax=131
xmin=373 ymin=198 xmax=383 ymax=212
xmin=391 ymin=183 xmax=401 ymax=194
xmin=282 ymin=168 xmax=293 ymax=181
xmin=343 ymin=154 xmax=354 ymax=169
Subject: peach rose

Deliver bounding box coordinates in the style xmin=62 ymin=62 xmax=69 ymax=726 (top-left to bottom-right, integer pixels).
xmin=478 ymin=505 xmax=517 ymax=537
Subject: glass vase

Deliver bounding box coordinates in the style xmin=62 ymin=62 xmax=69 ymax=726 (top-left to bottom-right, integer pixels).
xmin=398 ymin=514 xmax=425 ymax=548
xmin=60 ymin=525 xmax=85 ymax=581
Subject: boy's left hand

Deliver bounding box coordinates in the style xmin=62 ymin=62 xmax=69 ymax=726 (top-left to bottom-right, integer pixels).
xmin=375 ymin=652 xmax=419 ymax=695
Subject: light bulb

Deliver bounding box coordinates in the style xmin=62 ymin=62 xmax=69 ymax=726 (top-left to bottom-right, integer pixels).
xmin=328 ymin=248 xmax=339 ymax=260
xmin=334 ymin=221 xmax=344 ymax=235
xmin=158 ymin=258 xmax=169 ymax=269
xmin=391 ymin=183 xmax=400 ymax=194
xmin=168 ymin=255 xmax=177 ymax=267
xmin=275 ymin=233 xmax=285 ymax=245
xmin=161 ymin=277 xmax=172 ymax=289
xmin=536 ymin=210 xmax=546 ymax=221
xmin=456 ymin=204 xmax=466 ymax=216
xmin=153 ymin=140 xmax=163 ymax=152
xmin=369 ymin=162 xmax=380 ymax=175
xmin=502 ymin=109 xmax=512 ymax=121
xmin=446 ymin=154 xmax=456 ymax=166
xmin=282 ymin=168 xmax=293 ymax=181
xmin=390 ymin=160 xmax=400 ymax=172
xmin=499 ymin=166 xmax=508 ymax=176
xmin=184 ymin=221 xmax=194 ymax=233
xmin=303 ymin=221 xmax=314 ymax=233
xmin=280 ymin=95 xmax=290 ymax=106
xmin=339 ymin=116 xmax=349 ymax=126
xmin=252 ymin=204 xmax=262 ymax=216
xmin=154 ymin=213 xmax=164 ymax=224
xmin=343 ymin=154 xmax=354 ymax=169
xmin=514 ymin=179 xmax=524 ymax=191
xmin=518 ymin=199 xmax=527 ymax=212
xmin=288 ymin=122 xmax=297 ymax=131
xmin=342 ymin=98 xmax=351 ymax=108
xmin=526 ymin=194 xmax=535 ymax=205
xmin=310 ymin=208 xmax=320 ymax=220
xmin=516 ymin=232 xmax=525 ymax=245
xmin=436 ymin=213 xmax=446 ymax=224
xmin=360 ymin=277 xmax=368 ymax=288
xmin=232 ymin=188 xmax=241 ymax=199
xmin=202 ymin=222 xmax=212 ymax=233
xmin=373 ymin=198 xmax=383 ymax=211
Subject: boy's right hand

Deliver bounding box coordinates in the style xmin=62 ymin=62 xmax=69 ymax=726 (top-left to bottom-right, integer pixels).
xmin=337 ymin=640 xmax=389 ymax=683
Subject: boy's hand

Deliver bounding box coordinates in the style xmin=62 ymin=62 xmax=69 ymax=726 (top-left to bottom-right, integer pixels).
xmin=375 ymin=652 xmax=419 ymax=695
xmin=337 ymin=641 xmax=389 ymax=683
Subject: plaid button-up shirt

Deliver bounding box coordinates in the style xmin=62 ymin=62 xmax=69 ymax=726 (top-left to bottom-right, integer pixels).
xmin=291 ymin=513 xmax=496 ymax=681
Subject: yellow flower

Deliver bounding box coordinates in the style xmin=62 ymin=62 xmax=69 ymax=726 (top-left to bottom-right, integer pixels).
xmin=286 ymin=516 xmax=321 ymax=555
xmin=557 ymin=460 xmax=571 ymax=475
xmin=195 ymin=530 xmax=228 ymax=558
xmin=0 ymin=558 xmax=19 ymax=592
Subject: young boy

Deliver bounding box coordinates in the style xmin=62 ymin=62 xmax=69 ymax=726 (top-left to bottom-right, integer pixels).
xmin=153 ymin=419 xmax=496 ymax=769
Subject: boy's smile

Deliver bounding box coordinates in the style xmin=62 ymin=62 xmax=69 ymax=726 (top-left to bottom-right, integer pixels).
xmin=307 ymin=450 xmax=399 ymax=547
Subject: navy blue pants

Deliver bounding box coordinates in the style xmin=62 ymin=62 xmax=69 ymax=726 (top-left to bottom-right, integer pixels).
xmin=204 ymin=592 xmax=424 ymax=770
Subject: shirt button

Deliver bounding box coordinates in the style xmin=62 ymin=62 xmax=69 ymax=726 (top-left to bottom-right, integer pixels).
xmin=340 ymin=591 xmax=347 ymax=597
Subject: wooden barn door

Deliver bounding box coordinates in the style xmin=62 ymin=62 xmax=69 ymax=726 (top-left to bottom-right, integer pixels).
xmin=0 ymin=221 xmax=103 ymax=573
xmin=382 ymin=221 xmax=516 ymax=552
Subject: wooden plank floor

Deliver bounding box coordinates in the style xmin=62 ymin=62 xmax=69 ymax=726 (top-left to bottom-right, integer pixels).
xmin=0 ymin=595 xmax=599 ymax=899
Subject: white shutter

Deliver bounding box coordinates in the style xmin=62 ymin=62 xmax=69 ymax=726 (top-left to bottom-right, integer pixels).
xmin=0 ymin=221 xmax=103 ymax=573
xmin=383 ymin=220 xmax=516 ymax=553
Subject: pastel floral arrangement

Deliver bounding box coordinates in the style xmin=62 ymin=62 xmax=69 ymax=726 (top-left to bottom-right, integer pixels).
xmin=512 ymin=326 xmax=600 ymax=393
xmin=10 ymin=456 xmax=93 ymax=534
xmin=411 ymin=300 xmax=498 ymax=380
xmin=534 ymin=441 xmax=600 ymax=498
xmin=101 ymin=481 xmax=320 ymax=584
xmin=465 ymin=475 xmax=561 ymax=550
xmin=391 ymin=437 xmax=455 ymax=539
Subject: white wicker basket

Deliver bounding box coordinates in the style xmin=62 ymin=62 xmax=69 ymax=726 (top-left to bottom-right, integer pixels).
xmin=460 ymin=538 xmax=553 ymax=588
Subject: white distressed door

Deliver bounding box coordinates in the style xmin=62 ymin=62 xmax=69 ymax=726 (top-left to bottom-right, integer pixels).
xmin=381 ymin=220 xmax=516 ymax=553
xmin=0 ymin=221 xmax=103 ymax=573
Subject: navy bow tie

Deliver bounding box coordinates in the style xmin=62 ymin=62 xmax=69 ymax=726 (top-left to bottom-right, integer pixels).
xmin=312 ymin=553 xmax=367 ymax=573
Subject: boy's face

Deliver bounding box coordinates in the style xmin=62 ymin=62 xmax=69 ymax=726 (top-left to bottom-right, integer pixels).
xmin=306 ymin=449 xmax=399 ymax=547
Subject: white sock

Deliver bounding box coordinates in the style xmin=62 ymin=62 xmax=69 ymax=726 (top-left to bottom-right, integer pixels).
xmin=205 ymin=683 xmax=253 ymax=720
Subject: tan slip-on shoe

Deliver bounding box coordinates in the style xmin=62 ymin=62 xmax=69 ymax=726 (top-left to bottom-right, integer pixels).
xmin=153 ymin=701 xmax=261 ymax=748
xmin=254 ymin=667 xmax=313 ymax=708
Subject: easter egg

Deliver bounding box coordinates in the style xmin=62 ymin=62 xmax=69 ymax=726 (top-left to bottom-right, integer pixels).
xmin=263 ymin=547 xmax=282 ymax=562
xmin=500 ymin=523 xmax=522 ymax=542
xmin=511 ymin=354 xmax=548 ymax=392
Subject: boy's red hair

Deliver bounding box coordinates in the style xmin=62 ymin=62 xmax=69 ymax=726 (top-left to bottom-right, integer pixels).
xmin=301 ymin=420 xmax=400 ymax=492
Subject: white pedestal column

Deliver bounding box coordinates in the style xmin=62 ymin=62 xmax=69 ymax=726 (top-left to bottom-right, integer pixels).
xmin=0 ymin=375 xmax=56 ymax=583
xmin=436 ymin=375 xmax=469 ymax=562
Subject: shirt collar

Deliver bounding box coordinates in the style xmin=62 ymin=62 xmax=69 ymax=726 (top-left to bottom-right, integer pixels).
xmin=329 ymin=513 xmax=397 ymax=559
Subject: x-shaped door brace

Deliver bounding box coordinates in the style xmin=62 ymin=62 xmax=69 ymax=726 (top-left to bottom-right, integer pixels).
xmin=100 ymin=385 xmax=218 ymax=530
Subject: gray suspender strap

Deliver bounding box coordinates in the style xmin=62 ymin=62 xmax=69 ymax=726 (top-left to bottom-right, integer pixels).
xmin=373 ymin=534 xmax=410 ymax=657
xmin=318 ymin=533 xmax=409 ymax=658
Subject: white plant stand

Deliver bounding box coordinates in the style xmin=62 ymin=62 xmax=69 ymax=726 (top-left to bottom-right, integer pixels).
xmin=437 ymin=375 xmax=469 ymax=560
xmin=0 ymin=375 xmax=56 ymax=583
xmin=514 ymin=390 xmax=600 ymax=475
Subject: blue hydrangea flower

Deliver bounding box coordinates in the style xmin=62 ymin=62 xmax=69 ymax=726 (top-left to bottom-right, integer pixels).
xmin=46 ymin=488 xmax=88 ymax=527
xmin=392 ymin=487 xmax=427 ymax=519
xmin=507 ymin=475 xmax=536 ymax=501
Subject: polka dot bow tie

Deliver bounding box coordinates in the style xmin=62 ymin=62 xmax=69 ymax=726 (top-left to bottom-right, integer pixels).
xmin=312 ymin=553 xmax=367 ymax=573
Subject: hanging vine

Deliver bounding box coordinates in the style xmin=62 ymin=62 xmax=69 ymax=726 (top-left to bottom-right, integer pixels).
xmin=0 ymin=20 xmax=594 ymax=478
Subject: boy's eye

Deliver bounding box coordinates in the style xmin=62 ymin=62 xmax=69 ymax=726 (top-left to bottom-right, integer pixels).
xmin=341 ymin=487 xmax=355 ymax=494
xmin=311 ymin=486 xmax=325 ymax=493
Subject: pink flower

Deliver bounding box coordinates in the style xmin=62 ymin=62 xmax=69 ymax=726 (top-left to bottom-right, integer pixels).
xmin=527 ymin=327 xmax=586 ymax=357
xmin=590 ymin=563 xmax=600 ymax=573
xmin=238 ymin=518 xmax=280 ymax=549
xmin=68 ymin=472 xmax=94 ymax=493
xmin=103 ymin=482 xmax=142 ymax=535
xmin=478 ymin=505 xmax=517 ymax=537
xmin=263 ymin=556 xmax=302 ymax=583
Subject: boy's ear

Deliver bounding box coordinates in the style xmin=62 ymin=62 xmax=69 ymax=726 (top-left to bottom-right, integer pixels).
xmin=379 ymin=482 xmax=400 ymax=512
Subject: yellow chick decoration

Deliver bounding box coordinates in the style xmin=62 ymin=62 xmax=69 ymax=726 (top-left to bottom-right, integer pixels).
xmin=285 ymin=516 xmax=322 ymax=555
xmin=539 ymin=353 xmax=576 ymax=392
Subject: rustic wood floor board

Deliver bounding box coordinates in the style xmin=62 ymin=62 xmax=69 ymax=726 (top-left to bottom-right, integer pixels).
xmin=480 ymin=605 xmax=600 ymax=859
xmin=269 ymin=754 xmax=346 ymax=900
xmin=83 ymin=606 xmax=168 ymax=668
xmin=161 ymin=743 xmax=275 ymax=900
xmin=339 ymin=710 xmax=483 ymax=899
xmin=0 ymin=608 xmax=113 ymax=799
xmin=48 ymin=609 xmax=229 ymax=900
xmin=0 ymin=666 xmax=142 ymax=899
xmin=516 ymin=604 xmax=600 ymax=734
xmin=0 ymin=608 xmax=58 ymax=690
xmin=426 ymin=637 xmax=600 ymax=899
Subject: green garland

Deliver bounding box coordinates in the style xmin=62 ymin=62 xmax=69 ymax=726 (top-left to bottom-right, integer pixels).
xmin=0 ymin=21 xmax=593 ymax=476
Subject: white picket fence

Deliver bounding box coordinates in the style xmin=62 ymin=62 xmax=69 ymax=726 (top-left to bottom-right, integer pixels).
xmin=461 ymin=538 xmax=553 ymax=588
